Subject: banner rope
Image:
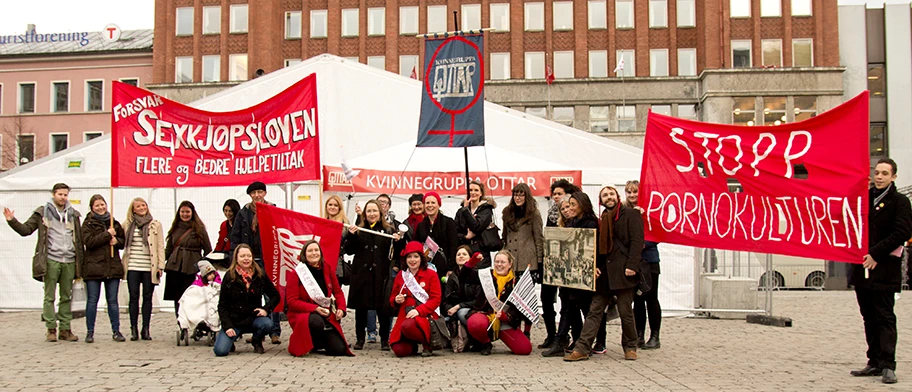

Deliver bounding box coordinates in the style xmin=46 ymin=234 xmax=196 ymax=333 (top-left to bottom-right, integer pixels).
xmin=388 ymin=146 xmax=419 ymax=197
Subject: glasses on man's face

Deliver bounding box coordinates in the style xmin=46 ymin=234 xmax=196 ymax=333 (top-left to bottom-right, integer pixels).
xmin=378 ymin=200 xmax=390 ymax=205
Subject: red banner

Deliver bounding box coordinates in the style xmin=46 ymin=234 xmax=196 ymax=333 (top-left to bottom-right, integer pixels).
xmin=256 ymin=203 xmax=343 ymax=312
xmin=639 ymin=92 xmax=870 ymax=263
xmin=322 ymin=165 xmax=581 ymax=197
xmin=111 ymin=76 xmax=321 ymax=187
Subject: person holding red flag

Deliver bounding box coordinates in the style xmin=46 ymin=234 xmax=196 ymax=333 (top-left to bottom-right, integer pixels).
xmin=285 ymin=240 xmax=354 ymax=357
xmin=389 ymin=241 xmax=442 ymax=357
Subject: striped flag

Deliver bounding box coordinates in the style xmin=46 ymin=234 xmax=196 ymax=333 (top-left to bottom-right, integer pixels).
xmin=508 ymin=266 xmax=541 ymax=324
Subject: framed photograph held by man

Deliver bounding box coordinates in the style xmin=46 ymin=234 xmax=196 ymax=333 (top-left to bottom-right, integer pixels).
xmin=542 ymin=227 xmax=597 ymax=291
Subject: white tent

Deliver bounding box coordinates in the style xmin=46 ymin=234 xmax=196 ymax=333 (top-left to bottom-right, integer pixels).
xmin=0 ymin=54 xmax=693 ymax=314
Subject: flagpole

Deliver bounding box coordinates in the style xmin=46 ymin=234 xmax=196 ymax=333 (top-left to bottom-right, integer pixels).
xmin=109 ymin=187 xmax=114 ymax=257
xmin=452 ymin=10 xmax=471 ymax=199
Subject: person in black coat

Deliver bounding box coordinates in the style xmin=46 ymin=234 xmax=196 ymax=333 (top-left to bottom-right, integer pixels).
xmin=414 ymin=192 xmax=459 ymax=278
xmin=344 ymin=199 xmax=403 ymax=351
xmin=213 ymin=244 xmax=280 ymax=356
xmin=455 ymin=181 xmax=497 ymax=269
xmin=80 ymin=194 xmax=127 ymax=343
xmin=849 ymin=158 xmax=912 ymax=384
xmin=444 ymin=245 xmax=484 ymax=327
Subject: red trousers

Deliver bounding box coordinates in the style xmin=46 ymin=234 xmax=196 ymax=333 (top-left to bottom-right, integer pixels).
xmin=391 ymin=318 xmax=430 ymax=357
xmin=466 ymin=313 xmax=532 ymax=355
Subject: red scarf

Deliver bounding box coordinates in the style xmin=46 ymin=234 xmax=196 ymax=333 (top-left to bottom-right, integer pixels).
xmin=236 ymin=266 xmax=255 ymax=292
xmin=406 ymin=213 xmax=424 ymax=231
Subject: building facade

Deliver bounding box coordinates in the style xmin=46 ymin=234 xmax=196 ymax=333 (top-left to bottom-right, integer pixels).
xmin=150 ymin=0 xmax=843 ymax=149
xmin=0 ymin=26 xmax=153 ymax=170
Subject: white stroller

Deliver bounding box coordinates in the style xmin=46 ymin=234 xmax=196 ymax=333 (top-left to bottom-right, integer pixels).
xmin=176 ymin=259 xmax=223 ymax=346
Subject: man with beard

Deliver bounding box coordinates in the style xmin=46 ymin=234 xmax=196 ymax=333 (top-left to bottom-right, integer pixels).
xmin=564 ymin=185 xmax=643 ymax=361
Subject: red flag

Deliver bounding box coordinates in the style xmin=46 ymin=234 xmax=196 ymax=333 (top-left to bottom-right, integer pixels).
xmin=410 ymin=66 xmax=418 ymax=79
xmin=256 ymin=203 xmax=344 ymax=312
xmin=545 ymin=64 xmax=555 ymax=84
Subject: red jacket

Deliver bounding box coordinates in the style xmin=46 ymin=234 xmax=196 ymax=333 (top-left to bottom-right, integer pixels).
xmin=215 ymin=220 xmax=231 ymax=252
xmin=389 ymin=267 xmax=441 ymax=345
xmin=285 ymin=264 xmax=354 ymax=357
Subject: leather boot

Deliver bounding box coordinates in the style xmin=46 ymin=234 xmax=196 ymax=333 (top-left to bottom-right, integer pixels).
xmin=252 ymin=340 xmax=265 ymax=354
xmin=542 ymin=337 xmax=570 ymax=357
xmin=643 ymin=332 xmax=660 ymax=350
xmin=636 ymin=331 xmax=645 ymax=348
xmin=130 ymin=326 xmax=139 ymax=341
xmin=58 ymin=329 xmax=79 ymax=342
xmin=537 ymin=334 xmax=554 ymax=349
xmin=141 ymin=327 xmax=152 ymax=340
xmin=46 ymin=328 xmax=57 ymax=342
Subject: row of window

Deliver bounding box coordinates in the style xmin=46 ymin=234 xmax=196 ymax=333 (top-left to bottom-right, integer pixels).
xmin=175 ymin=55 xmax=247 ymax=83
xmin=732 ymin=0 xmax=813 ymax=18
xmin=177 ymin=5 xmax=247 ymax=35
xmin=731 ymin=96 xmax=817 ymax=126
xmin=524 ymin=104 xmax=697 ymax=133
xmin=4 ymin=132 xmax=103 ymax=166
xmin=9 ymin=79 xmax=137 ymax=114
xmin=733 ymin=39 xmax=814 ymax=68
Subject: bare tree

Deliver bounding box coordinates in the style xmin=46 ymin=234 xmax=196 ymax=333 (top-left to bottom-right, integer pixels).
xmin=1 ymin=115 xmax=32 ymax=171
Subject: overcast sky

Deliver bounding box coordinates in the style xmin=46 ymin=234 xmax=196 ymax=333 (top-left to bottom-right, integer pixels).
xmin=0 ymin=0 xmax=905 ymax=36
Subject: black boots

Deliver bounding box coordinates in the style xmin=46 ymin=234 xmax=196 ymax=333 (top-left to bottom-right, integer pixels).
xmin=252 ymin=339 xmax=265 ymax=354
xmin=542 ymin=337 xmax=570 ymax=357
xmin=130 ymin=326 xmax=139 ymax=341
xmin=141 ymin=327 xmax=152 ymax=340
xmin=643 ymin=333 xmax=660 ymax=350
xmin=538 ymin=334 xmax=554 ymax=349
xmin=636 ymin=331 xmax=645 ymax=348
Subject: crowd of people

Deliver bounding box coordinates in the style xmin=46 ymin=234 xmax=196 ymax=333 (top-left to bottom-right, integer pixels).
xmin=5 ymin=158 xmax=908 ymax=381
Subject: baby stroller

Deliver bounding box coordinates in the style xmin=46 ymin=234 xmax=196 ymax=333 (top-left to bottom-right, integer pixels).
xmin=176 ymin=260 xmax=223 ymax=346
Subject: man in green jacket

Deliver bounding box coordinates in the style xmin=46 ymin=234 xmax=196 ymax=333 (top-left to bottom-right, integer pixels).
xmin=4 ymin=183 xmax=84 ymax=342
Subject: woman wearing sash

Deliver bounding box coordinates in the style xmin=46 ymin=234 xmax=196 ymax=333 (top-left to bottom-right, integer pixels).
xmin=389 ymin=241 xmax=442 ymax=357
xmin=464 ymin=250 xmax=533 ymax=355
xmin=286 ymin=240 xmax=354 ymax=357
xmin=164 ymin=201 xmax=212 ymax=320
xmin=414 ymin=192 xmax=459 ymax=278
xmin=344 ymin=199 xmax=402 ymax=351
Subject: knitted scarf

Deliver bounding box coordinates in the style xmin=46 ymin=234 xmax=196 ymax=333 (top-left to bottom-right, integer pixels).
xmin=598 ymin=206 xmax=618 ymax=255
xmin=488 ymin=269 xmax=515 ymax=338
xmin=236 ymin=265 xmax=255 ymax=292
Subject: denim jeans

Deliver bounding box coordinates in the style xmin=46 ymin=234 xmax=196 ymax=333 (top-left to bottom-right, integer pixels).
xmin=254 ymin=258 xmax=283 ymax=338
xmin=213 ymin=316 xmax=274 ymax=356
xmin=455 ymin=307 xmax=471 ymax=327
xmin=85 ymin=278 xmax=121 ymax=333
xmin=366 ymin=310 xmax=378 ymax=334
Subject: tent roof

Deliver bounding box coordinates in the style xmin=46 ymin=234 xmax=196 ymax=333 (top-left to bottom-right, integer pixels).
xmin=0 ymin=54 xmax=642 ymax=190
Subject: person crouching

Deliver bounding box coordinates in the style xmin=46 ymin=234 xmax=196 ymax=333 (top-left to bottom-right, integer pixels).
xmin=389 ymin=241 xmax=442 ymax=357
xmin=213 ymin=244 xmax=279 ymax=356
xmin=465 ymin=250 xmax=533 ymax=356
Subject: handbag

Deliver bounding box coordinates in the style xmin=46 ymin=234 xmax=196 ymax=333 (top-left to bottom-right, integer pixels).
xmin=479 ymin=223 xmax=503 ymax=252
xmin=636 ymin=261 xmax=652 ymax=296
xmin=427 ymin=316 xmax=450 ymax=350
xmin=336 ymin=256 xmax=352 ymax=285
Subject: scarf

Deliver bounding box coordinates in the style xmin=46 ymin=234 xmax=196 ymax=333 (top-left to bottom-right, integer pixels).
xmin=43 ymin=200 xmax=74 ymax=224
xmin=871 ymin=183 xmax=893 ymax=209
xmin=91 ymin=211 xmax=111 ymax=222
xmin=236 ymin=265 xmax=255 ymax=292
xmin=171 ymin=220 xmax=192 ymax=248
xmin=126 ymin=213 xmax=153 ymax=253
xmin=487 ymin=269 xmax=515 ymax=338
xmin=406 ymin=213 xmax=424 ymax=231
xmin=247 ymin=202 xmax=259 ymax=232
xmin=599 ymin=206 xmax=618 ymax=255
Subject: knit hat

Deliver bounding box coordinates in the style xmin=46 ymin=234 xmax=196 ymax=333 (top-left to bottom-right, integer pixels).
xmin=246 ymin=181 xmax=267 ymax=195
xmin=408 ymin=193 xmax=424 ymax=204
xmin=401 ymin=241 xmax=424 ymax=257
xmin=198 ymin=260 xmax=217 ymax=277
xmin=423 ymin=192 xmax=441 ymax=205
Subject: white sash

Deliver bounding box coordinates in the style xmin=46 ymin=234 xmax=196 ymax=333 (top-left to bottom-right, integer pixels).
xmin=402 ymin=269 xmax=439 ymax=316
xmin=295 ymin=263 xmax=331 ymax=308
xmin=479 ymin=268 xmax=504 ymax=310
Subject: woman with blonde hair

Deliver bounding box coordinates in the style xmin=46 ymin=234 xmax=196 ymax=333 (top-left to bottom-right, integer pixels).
xmin=465 ymin=250 xmax=532 ymax=355
xmin=121 ymin=197 xmax=165 ymax=341
xmin=625 ymin=180 xmax=662 ymax=349
xmin=324 ymin=195 xmax=350 ymax=224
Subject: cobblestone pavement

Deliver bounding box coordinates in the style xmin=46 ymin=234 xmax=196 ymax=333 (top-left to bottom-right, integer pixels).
xmin=0 ymin=291 xmax=908 ymax=391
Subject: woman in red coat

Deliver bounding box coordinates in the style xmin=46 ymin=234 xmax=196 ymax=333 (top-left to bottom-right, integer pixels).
xmin=389 ymin=241 xmax=442 ymax=357
xmin=286 ymin=240 xmax=354 ymax=357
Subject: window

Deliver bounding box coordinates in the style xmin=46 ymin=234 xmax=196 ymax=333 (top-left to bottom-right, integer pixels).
xmin=524 ymin=52 xmax=545 ymax=79
xmin=18 ymin=83 xmax=35 ymax=113
xmin=732 ymin=40 xmax=752 ymax=68
xmin=175 ymin=57 xmax=193 ymax=83
xmin=229 ymin=54 xmax=248 ymax=81
xmin=525 ymin=107 xmax=547 ymax=119
xmin=84 ymin=132 xmax=102 ymax=142
xmin=677 ymin=0 xmax=696 ymax=27
xmin=792 ymin=0 xmax=812 ymax=16
xmin=525 ymin=3 xmax=544 ymax=31
xmin=120 ymin=78 xmax=138 ymax=86
xmin=368 ymin=8 xmax=385 ymax=36
xmin=589 ymin=1 xmax=607 ymax=29
xmin=86 ymin=81 xmax=103 ymax=111
xmin=650 ymin=49 xmax=668 ymax=76
xmin=52 ymin=82 xmax=68 ymax=113
xmin=589 ymin=106 xmax=610 ymax=132
xmin=870 ymin=124 xmax=887 ymax=162
xmin=553 ymin=107 xmax=574 ymax=126
xmin=761 ymin=0 xmax=781 ymax=17
xmin=650 ymin=0 xmax=667 ymax=28
xmin=230 ymin=5 xmax=248 ymax=33
xmin=678 ymin=48 xmax=697 ymax=76
xmin=762 ymin=97 xmax=786 ymax=125
xmin=176 ymin=7 xmax=193 ymax=35
xmin=761 ymin=39 xmax=782 ymax=67
xmin=311 ymin=10 xmax=328 ymax=38
xmin=489 ymin=4 xmax=510 ymax=32
xmin=203 ymin=6 xmax=220 ymax=34
xmin=554 ymin=2 xmax=573 ymax=30
xmin=678 ymin=104 xmax=698 ymax=120
xmin=427 ymin=6 xmax=447 ymax=33
xmin=400 ymin=7 xmax=419 ymax=34
xmin=731 ymin=0 xmax=750 ymax=18
xmin=462 ymin=4 xmax=481 ymax=31
xmin=285 ymin=59 xmax=302 ymax=68
xmin=868 ymin=65 xmax=885 ymax=97
xmin=794 ymin=96 xmax=817 ymax=122
xmin=491 ymin=53 xmax=511 ymax=80
xmin=616 ymin=50 xmax=635 ymax=77
xmin=554 ymin=51 xmax=574 ymax=79
xmin=651 ymin=105 xmax=671 ymax=116
xmin=51 ymin=134 xmax=68 ymax=154
xmin=589 ymin=50 xmax=608 ymax=77
xmin=792 ymin=39 xmax=813 ymax=67
xmin=399 ymin=55 xmax=419 ymax=77
xmin=616 ymin=0 xmax=634 ymax=29
xmin=18 ymin=135 xmax=34 ymax=164
xmin=342 ymin=9 xmax=359 ymax=37
xmin=367 ymin=56 xmax=385 ymax=69
xmin=202 ymin=55 xmax=220 ymax=82
xmin=732 ymin=97 xmax=756 ymax=126
xmin=286 ymin=11 xmax=302 ymax=39
xmin=617 ymin=106 xmax=636 ymax=132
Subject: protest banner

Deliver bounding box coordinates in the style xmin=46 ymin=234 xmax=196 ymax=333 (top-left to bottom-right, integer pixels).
xmin=639 ymin=92 xmax=870 ymax=263
xmin=322 ymin=165 xmax=581 ymax=197
xmin=256 ymin=203 xmax=343 ymax=312
xmin=111 ymin=75 xmax=321 ymax=187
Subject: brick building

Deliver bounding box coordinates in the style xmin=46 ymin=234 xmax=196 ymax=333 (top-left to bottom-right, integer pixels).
xmin=150 ymin=0 xmax=843 ymax=148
